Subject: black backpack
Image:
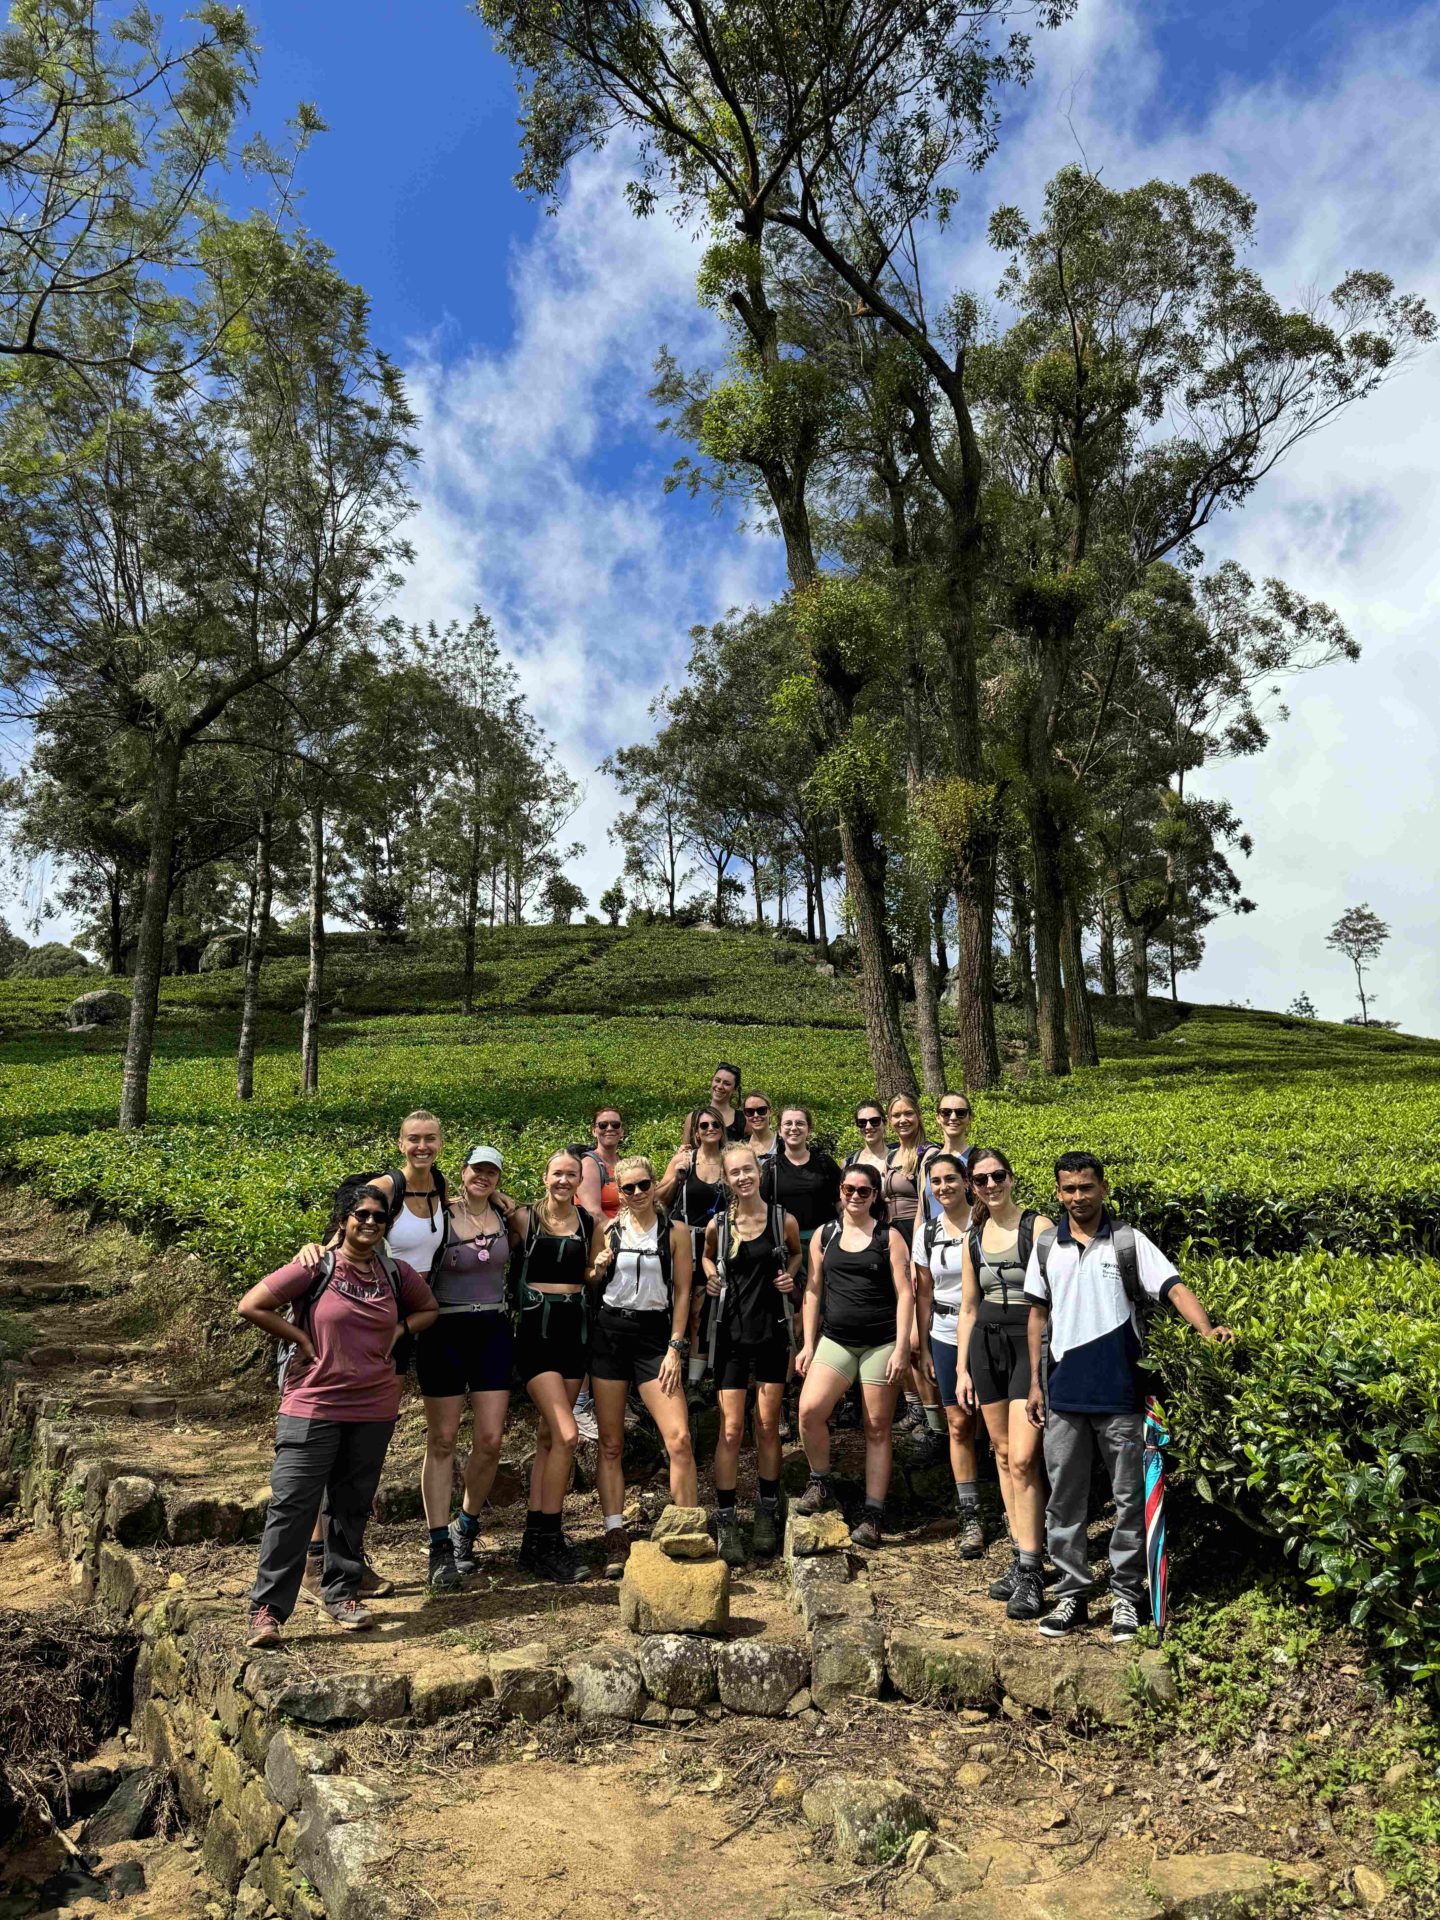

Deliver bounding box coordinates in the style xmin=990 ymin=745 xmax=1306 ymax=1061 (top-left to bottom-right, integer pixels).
xmin=959 ymin=1209 xmax=1040 ymax=1308
xmin=276 ymin=1248 xmax=407 ymax=1389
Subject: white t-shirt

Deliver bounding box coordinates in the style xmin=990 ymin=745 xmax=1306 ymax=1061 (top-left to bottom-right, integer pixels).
xmin=603 ymin=1218 xmax=668 ymax=1312
xmin=911 ymin=1213 xmax=967 ymax=1345
xmin=1023 ymin=1219 xmax=1178 ymax=1414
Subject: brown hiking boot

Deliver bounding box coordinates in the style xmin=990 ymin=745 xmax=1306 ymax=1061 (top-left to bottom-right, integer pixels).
xmin=603 ymin=1526 xmax=631 ymax=1580
xmin=321 ymin=1596 xmax=373 ymax=1631
xmin=358 ymin=1558 xmax=394 ymax=1598
xmin=246 ymin=1607 xmax=283 ymax=1649
xmin=298 ymin=1556 xmax=324 ymax=1606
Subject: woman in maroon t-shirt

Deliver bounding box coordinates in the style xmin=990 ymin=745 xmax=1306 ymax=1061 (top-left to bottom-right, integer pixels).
xmin=239 ymin=1184 xmax=437 ymax=1646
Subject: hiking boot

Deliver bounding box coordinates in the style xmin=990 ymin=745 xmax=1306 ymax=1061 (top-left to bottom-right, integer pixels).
xmin=715 ymin=1511 xmax=747 ymax=1568
xmin=751 ymin=1503 xmax=780 ymax=1558
xmin=894 ymin=1398 xmax=923 ymax=1432
xmin=1037 ymin=1594 xmax=1089 ymax=1639
xmin=450 ymin=1518 xmax=481 ymax=1577
xmin=246 ymin=1607 xmax=283 ymax=1649
xmin=298 ymin=1556 xmax=324 ymax=1606
xmin=534 ymin=1532 xmax=588 ymax=1585
xmin=573 ymin=1395 xmax=599 ymax=1443
xmin=321 ymin=1596 xmax=373 ymax=1631
xmin=1006 ymin=1567 xmax=1046 ymax=1621
xmin=988 ymin=1557 xmax=1020 ymax=1603
xmin=428 ymin=1537 xmax=461 ymax=1593
xmin=778 ymin=1403 xmax=796 ymax=1444
xmin=358 ymin=1559 xmax=394 ymax=1599
xmin=517 ymin=1527 xmax=542 ymax=1574
xmin=831 ymin=1398 xmax=861 ymax=1432
xmin=1110 ymin=1594 xmax=1142 ymax=1643
xmin=603 ymin=1525 xmax=631 ymax=1580
xmin=955 ymin=1507 xmax=985 ymax=1559
xmin=792 ymin=1475 xmax=834 ymax=1516
xmin=909 ymin=1428 xmax=949 ymax=1468
xmin=849 ymin=1511 xmax=884 ymax=1551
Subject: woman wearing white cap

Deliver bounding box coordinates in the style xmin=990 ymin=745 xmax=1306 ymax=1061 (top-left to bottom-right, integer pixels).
xmin=416 ymin=1144 xmax=521 ymax=1592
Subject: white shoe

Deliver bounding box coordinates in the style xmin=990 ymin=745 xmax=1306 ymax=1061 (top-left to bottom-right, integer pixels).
xmin=573 ymin=1398 xmax=599 ymax=1442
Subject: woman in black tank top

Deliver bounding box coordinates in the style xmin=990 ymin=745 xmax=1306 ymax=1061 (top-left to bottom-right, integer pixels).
xmin=658 ymin=1105 xmax=729 ymax=1362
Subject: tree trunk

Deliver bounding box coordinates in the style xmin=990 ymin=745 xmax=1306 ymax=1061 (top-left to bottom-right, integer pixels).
xmin=932 ymin=892 xmax=949 ymax=999
xmin=1169 ymin=929 xmax=1180 ymax=1003
xmin=1027 ymin=805 xmax=1070 ymax=1077
xmin=1061 ymin=886 xmax=1099 ymax=1069
xmin=803 ymin=855 xmax=816 ymax=943
xmin=1098 ymin=895 xmax=1118 ymax=999
xmin=1129 ymin=923 xmax=1150 ymax=1041
xmin=839 ymin=813 xmax=916 ymax=1100
xmin=119 ymin=738 xmax=184 ymax=1130
xmin=1355 ymin=962 xmax=1369 ymax=1027
xmin=462 ymin=818 xmax=481 ymax=1016
xmin=1010 ymin=855 xmax=1040 ymax=1051
xmin=236 ymin=810 xmax=274 ymax=1101
xmin=107 ymin=873 xmax=124 ymax=977
xmin=952 ymin=847 xmax=1001 ymax=1090
xmin=813 ymin=842 xmax=830 ymax=962
xmin=912 ymin=927 xmax=946 ymax=1094
xmin=301 ymin=801 xmax=325 ymax=1096
xmin=751 ymin=848 xmax=764 ymax=928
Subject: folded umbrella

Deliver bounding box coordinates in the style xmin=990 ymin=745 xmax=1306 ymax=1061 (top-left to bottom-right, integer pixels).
xmin=1143 ymin=1395 xmax=1170 ymax=1640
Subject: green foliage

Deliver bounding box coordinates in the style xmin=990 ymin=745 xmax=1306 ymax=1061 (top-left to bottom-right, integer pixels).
xmin=1162 ymin=1583 xmax=1325 ymax=1747
xmin=9 ymin=943 xmax=93 ymax=979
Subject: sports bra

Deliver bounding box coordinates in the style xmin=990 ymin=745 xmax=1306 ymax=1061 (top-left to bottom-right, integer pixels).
xmin=522 ymin=1208 xmax=593 ymax=1289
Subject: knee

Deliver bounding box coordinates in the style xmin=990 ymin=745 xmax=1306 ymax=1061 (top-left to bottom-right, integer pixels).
xmin=798 ymin=1398 xmax=827 ymax=1434
xmin=551 ymin=1420 xmax=578 ymax=1457
xmin=990 ymin=1438 xmax=1011 ymax=1474
xmin=718 ymin=1412 xmax=745 ymax=1450
xmin=754 ymin=1409 xmax=781 ymax=1447
xmin=862 ymin=1413 xmax=890 ymax=1445
xmin=471 ymin=1427 xmax=503 ymax=1463
xmin=1010 ymin=1445 xmax=1040 ymax=1487
xmin=427 ymin=1428 xmax=460 ymax=1462
xmin=667 ymin=1429 xmax=695 ymax=1467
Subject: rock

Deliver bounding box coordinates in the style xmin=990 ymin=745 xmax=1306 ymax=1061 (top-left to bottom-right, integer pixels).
xmin=636 ymin=1634 xmax=718 ymax=1707
xmin=104 ymin=1475 xmax=165 ymax=1546
xmin=789 ymin=1554 xmax=874 ymax=1631
xmin=924 ymin=1854 xmax=986 ymax=1898
xmin=490 ymin=1644 xmax=563 ymax=1721
xmin=297 ymin=1775 xmax=399 ymax=1829
xmin=670 ymin=1707 xmax=698 ymax=1725
xmin=202 ymin=1806 xmax=249 ymax=1892
xmin=106 ymin=1859 xmax=147 ymax=1899
xmin=995 ymin=1642 xmax=1059 ymax=1715
xmin=234 ymin=1882 xmax=269 ymax=1920
xmin=1149 ymin=1852 xmax=1306 ymax=1917
xmin=295 ymin=1815 xmax=398 ymax=1920
xmin=128 ymin=1396 xmax=178 ymax=1422
xmin=270 ymin=1672 xmax=409 ymax=1726
xmin=887 ymin=1632 xmax=997 ymax=1708
xmin=619 ymin=1540 xmax=730 ymax=1635
xmin=1024 ymin=1871 xmax=1165 ymax=1918
xmin=564 ymin=1649 xmax=646 ymax=1723
xmin=715 ymin=1642 xmax=809 ymax=1718
xmin=1352 ymin=1864 xmax=1389 ymax=1908
xmin=237 ymin=1774 xmax=283 ymax=1854
xmin=65 ymin=988 xmax=131 ymax=1029
xmin=954 ymin=1762 xmax=991 ymax=1788
xmin=409 ymin=1655 xmax=493 ymax=1723
xmin=1135 ymin=1648 xmax=1178 ymax=1709
xmin=80 ymin=1768 xmax=156 ymax=1845
xmin=785 ymin=1688 xmax=812 ymax=1716
xmin=199 ymin=932 xmax=247 ymax=972
xmin=770 ymin=1771 xmax=804 ymax=1806
xmin=1383 ymin=1758 xmax=1421 ymax=1788
xmin=811 ymin=1620 xmax=887 ymax=1710
xmin=650 ymin=1504 xmax=717 ymax=1560
xmin=166 ymin=1493 xmax=246 ymax=1545
xmin=639 ymin=1701 xmax=669 ymax=1724
xmin=801 ymin=1774 xmax=930 ymax=1863
xmin=785 ymin=1512 xmax=852 ymax=1559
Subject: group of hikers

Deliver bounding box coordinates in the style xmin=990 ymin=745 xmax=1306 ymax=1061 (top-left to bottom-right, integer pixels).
xmin=239 ymin=1062 xmax=1233 ymax=1653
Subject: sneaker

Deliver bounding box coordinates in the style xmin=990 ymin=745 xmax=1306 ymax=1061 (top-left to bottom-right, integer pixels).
xmin=535 ymin=1532 xmax=588 ymax=1585
xmin=956 ymin=1507 xmax=986 ymax=1559
xmin=988 ymin=1558 xmax=1020 ymax=1603
xmin=1110 ymin=1594 xmax=1142 ymax=1643
xmin=573 ymin=1395 xmax=599 ymax=1443
xmin=751 ymin=1503 xmax=780 ymax=1558
xmin=793 ymin=1476 xmax=834 ymax=1516
xmin=849 ymin=1512 xmax=884 ymax=1550
xmin=910 ymin=1428 xmax=949 ymax=1468
xmin=321 ymin=1596 xmax=373 ymax=1631
xmin=298 ymin=1556 xmax=324 ymax=1607
xmin=1037 ymin=1594 xmax=1090 ymax=1639
xmin=1006 ymin=1567 xmax=1046 ymax=1621
xmin=246 ymin=1607 xmax=283 ymax=1649
xmin=358 ymin=1559 xmax=394 ymax=1599
xmin=428 ymin=1538 xmax=461 ymax=1593
xmin=715 ymin=1511 xmax=747 ymax=1568
xmin=450 ymin=1518 xmax=481 ymax=1576
xmin=603 ymin=1525 xmax=631 ymax=1580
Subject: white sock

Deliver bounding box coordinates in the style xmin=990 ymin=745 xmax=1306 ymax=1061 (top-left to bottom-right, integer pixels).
xmin=603 ymin=1513 xmax=624 ymax=1531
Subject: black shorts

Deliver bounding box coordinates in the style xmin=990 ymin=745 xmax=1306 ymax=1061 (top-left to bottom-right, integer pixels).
xmin=416 ymin=1311 xmax=514 ymax=1398
xmin=968 ymin=1310 xmax=1032 ymax=1406
xmin=713 ymin=1325 xmax=791 ymax=1391
xmin=514 ymin=1291 xmax=588 ymax=1385
xmin=590 ymin=1306 xmax=671 ymax=1387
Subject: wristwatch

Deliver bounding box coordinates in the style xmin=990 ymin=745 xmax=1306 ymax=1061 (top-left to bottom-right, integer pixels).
xmin=668 ymin=1335 xmax=690 ymax=1356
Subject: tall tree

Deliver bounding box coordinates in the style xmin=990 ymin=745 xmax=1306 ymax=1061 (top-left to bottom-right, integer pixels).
xmin=1327 ymin=904 xmax=1389 ymax=1028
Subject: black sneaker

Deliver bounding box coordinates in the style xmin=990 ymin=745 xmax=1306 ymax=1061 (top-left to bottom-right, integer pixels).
xmin=1007 ymin=1567 xmax=1046 ymax=1621
xmin=849 ymin=1511 xmax=884 ymax=1550
xmin=909 ymin=1428 xmax=949 ymax=1468
xmin=956 ymin=1507 xmax=985 ymax=1559
xmin=1038 ymin=1594 xmax=1090 ymax=1638
xmin=1110 ymin=1594 xmax=1142 ymax=1643
xmin=793 ymin=1476 xmax=834 ymax=1516
xmin=988 ymin=1557 xmax=1020 ymax=1602
xmin=450 ymin=1518 xmax=481 ymax=1576
xmin=427 ymin=1538 xmax=461 ymax=1593
xmin=535 ymin=1532 xmax=588 ymax=1585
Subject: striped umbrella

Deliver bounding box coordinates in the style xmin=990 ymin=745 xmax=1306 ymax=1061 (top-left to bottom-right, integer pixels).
xmin=1143 ymin=1395 xmax=1170 ymax=1640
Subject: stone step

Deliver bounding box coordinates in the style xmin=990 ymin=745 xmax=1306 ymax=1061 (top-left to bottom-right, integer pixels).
xmin=0 ymin=1278 xmax=111 ymax=1309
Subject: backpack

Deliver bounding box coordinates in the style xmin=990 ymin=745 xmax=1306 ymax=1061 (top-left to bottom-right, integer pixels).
xmin=602 ymin=1207 xmax=675 ymax=1297
xmin=961 ymin=1209 xmax=1039 ymax=1308
xmin=276 ymin=1248 xmax=406 ymax=1390
xmin=1034 ymin=1219 xmax=1148 ymax=1328
xmin=512 ymin=1204 xmax=595 ymax=1314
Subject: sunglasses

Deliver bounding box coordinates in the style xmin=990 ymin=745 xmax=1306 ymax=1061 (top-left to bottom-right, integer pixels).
xmin=971 ymin=1170 xmax=1011 ymax=1187
xmin=939 ymin=1106 xmax=971 ymax=1120
xmin=697 ymin=1121 xmax=722 ymax=1132
xmin=840 ymin=1183 xmax=875 ymax=1199
xmin=351 ymin=1209 xmax=387 ymax=1225
xmin=858 ymin=1115 xmax=885 ymax=1128
xmin=619 ymin=1179 xmax=653 ymax=1196
xmin=596 ymin=1120 xmax=623 ymax=1131
xmin=745 ymin=1103 xmax=770 ymax=1117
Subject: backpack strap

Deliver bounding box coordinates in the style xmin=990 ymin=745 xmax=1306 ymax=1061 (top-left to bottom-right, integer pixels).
xmin=964 ymin=1220 xmax=980 ymax=1274
xmin=1017 ymin=1209 xmax=1037 ymax=1269
xmin=1033 ymin=1225 xmax=1059 ymax=1299
xmin=1111 ymin=1221 xmax=1145 ymax=1313
xmin=296 ymin=1250 xmax=338 ymax=1326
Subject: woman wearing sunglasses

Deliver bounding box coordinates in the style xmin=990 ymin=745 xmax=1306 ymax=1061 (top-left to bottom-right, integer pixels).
xmin=741 ymin=1091 xmax=779 ymax=1162
xmin=911 ymin=1150 xmax=986 ymax=1558
xmin=240 ymin=1186 xmax=439 ymax=1647
xmin=793 ymin=1163 xmax=914 ymax=1548
xmin=659 ymin=1106 xmax=730 ymax=1369
xmin=953 ymin=1148 xmax=1053 ymax=1619
xmin=847 ymin=1099 xmax=891 ymax=1173
xmin=928 ymin=1093 xmax=976 ymax=1193
xmin=587 ymin=1155 xmax=698 ymax=1579
xmin=576 ymin=1106 xmax=625 ymax=1222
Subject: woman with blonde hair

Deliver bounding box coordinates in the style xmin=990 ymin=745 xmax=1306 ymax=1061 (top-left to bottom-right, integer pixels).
xmin=883 ymin=1093 xmax=948 ymax=1459
xmin=587 ymin=1155 xmax=698 ymax=1578
xmin=702 ymin=1143 xmax=801 ymax=1563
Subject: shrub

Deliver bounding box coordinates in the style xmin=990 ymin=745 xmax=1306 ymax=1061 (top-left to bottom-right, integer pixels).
xmin=10 ymin=943 xmax=93 ymax=979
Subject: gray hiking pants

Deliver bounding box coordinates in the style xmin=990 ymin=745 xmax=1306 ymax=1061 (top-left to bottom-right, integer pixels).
xmin=250 ymin=1414 xmax=395 ymax=1620
xmin=1042 ymin=1409 xmax=1145 ymax=1601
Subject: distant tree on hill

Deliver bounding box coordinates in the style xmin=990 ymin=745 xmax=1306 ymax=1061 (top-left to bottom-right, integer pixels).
xmin=1327 ymin=905 xmax=1390 ymax=1028
xmin=541 ymin=874 xmax=587 ymax=925
xmin=599 ymin=881 xmax=625 ymax=927
xmin=0 ymin=918 xmax=29 ymax=977
xmin=1286 ymin=992 xmax=1318 ymax=1019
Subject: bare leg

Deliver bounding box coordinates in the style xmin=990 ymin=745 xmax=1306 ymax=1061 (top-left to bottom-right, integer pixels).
xmin=637 ymin=1377 xmax=697 ymax=1506
xmin=798 ymin=1364 xmax=849 ymax=1477
xmin=860 ymin=1380 xmax=900 ymax=1503
xmin=713 ymin=1388 xmax=748 ymax=1494
xmin=753 ymin=1383 xmax=785 ymax=1483
xmin=461 ymin=1390 xmax=509 ymax=1517
xmin=592 ymin=1376 xmax=630 ymax=1518
xmin=526 ymin=1373 xmax=581 ymax=1514
xmin=1005 ymin=1397 xmax=1045 ymax=1554
xmin=420 ymin=1395 xmax=464 ymax=1528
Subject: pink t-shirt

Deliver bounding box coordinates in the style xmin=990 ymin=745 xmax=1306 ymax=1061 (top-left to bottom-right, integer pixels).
xmin=266 ymin=1254 xmax=436 ymax=1422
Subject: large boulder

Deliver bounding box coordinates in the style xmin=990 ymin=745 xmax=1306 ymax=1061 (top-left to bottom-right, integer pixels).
xmin=199 ymin=931 xmax=247 ymax=972
xmin=563 ymin=1650 xmax=645 ymax=1723
xmin=811 ymin=1621 xmax=886 ymax=1710
xmin=636 ymin=1635 xmax=718 ymax=1707
xmin=715 ymin=1642 xmax=809 ymax=1717
xmin=886 ymin=1632 xmax=997 ymax=1708
xmin=65 ymin=988 xmax=130 ymax=1030
xmin=619 ymin=1541 xmax=729 ymax=1635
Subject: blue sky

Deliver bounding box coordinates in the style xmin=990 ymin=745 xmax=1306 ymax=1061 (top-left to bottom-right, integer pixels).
xmin=15 ymin=0 xmax=1440 ymax=1032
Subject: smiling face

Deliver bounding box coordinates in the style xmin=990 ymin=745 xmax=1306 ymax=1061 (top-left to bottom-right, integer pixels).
xmin=693 ymin=1108 xmax=726 ymax=1151
xmin=778 ymin=1108 xmax=811 ymax=1148
xmin=544 ymin=1153 xmax=581 ymax=1205
xmin=855 ymin=1105 xmax=885 ymax=1144
xmin=461 ymin=1160 xmax=500 ymax=1207
xmin=343 ymin=1194 xmax=388 ymax=1255
xmin=937 ymin=1095 xmax=972 ymax=1140
xmin=743 ymin=1095 xmax=772 ymax=1132
xmin=711 ymin=1068 xmax=739 ymax=1107
xmin=1056 ymin=1165 xmax=1106 ymax=1227
xmin=592 ymin=1109 xmax=623 ymax=1150
xmin=889 ymin=1098 xmax=921 ymax=1141
xmin=399 ymin=1116 xmax=442 ymax=1171
xmin=928 ymin=1163 xmax=967 ymax=1211
xmin=723 ymin=1147 xmax=760 ymax=1198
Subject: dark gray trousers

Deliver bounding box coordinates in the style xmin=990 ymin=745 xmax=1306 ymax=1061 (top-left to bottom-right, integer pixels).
xmin=1042 ymin=1408 xmax=1146 ymax=1601
xmin=250 ymin=1415 xmax=395 ymax=1619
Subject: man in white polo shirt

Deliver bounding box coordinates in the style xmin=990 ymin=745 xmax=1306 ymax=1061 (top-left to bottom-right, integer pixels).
xmin=1024 ymin=1151 xmax=1232 ymax=1643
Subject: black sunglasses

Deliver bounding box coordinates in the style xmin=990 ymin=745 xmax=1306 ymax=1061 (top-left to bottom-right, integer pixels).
xmin=696 ymin=1120 xmax=722 ymax=1131
xmin=351 ymin=1208 xmax=387 ymax=1225
xmin=840 ymin=1183 xmax=875 ymax=1198
xmin=619 ymin=1179 xmax=654 ymax=1196
xmin=857 ymin=1115 xmax=885 ymax=1127
xmin=745 ymin=1103 xmax=770 ymax=1117
xmin=596 ymin=1120 xmax=623 ymax=1131
xmin=971 ymin=1170 xmax=1011 ymax=1186
xmin=939 ymin=1106 xmax=971 ymax=1120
